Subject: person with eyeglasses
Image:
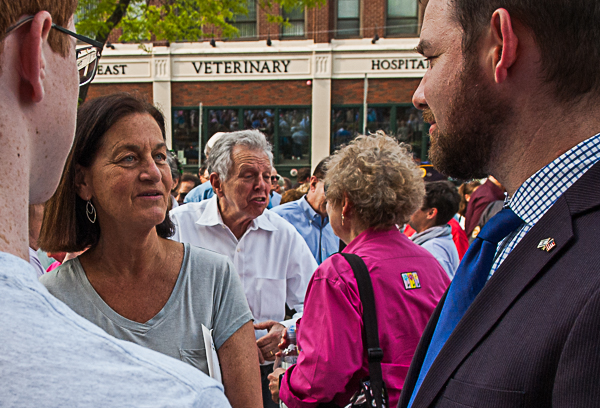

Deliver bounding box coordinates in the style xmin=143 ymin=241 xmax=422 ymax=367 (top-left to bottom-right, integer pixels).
xmin=0 ymin=3 xmax=230 ymax=407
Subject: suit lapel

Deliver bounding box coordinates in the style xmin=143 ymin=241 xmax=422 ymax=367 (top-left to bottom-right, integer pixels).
xmin=409 ymin=161 xmax=600 ymax=408
xmin=412 ymin=202 xmax=577 ymax=407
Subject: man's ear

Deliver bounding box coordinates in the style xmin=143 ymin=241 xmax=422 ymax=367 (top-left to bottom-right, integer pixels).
xmin=210 ymin=173 xmax=223 ymax=197
xmin=19 ymin=11 xmax=53 ymax=103
xmin=490 ymin=8 xmax=518 ymax=84
xmin=75 ymin=164 xmax=93 ymax=201
xmin=426 ymin=207 xmax=438 ymax=221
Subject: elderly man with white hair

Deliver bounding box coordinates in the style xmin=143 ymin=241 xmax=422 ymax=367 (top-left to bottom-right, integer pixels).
xmin=170 ymin=129 xmax=318 ymax=408
xmin=183 ymin=132 xmax=224 ymax=203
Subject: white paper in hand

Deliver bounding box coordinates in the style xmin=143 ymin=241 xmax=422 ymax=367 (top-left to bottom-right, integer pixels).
xmin=202 ymin=324 xmax=222 ymax=384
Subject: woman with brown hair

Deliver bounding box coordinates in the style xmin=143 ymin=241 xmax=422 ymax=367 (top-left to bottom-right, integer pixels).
xmin=39 ymin=93 xmax=261 ymax=408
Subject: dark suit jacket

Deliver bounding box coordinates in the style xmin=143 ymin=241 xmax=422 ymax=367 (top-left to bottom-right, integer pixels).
xmin=399 ymin=161 xmax=600 ymax=408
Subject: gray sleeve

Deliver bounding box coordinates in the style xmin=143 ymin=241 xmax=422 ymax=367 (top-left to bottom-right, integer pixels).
xmin=210 ymin=259 xmax=254 ymax=349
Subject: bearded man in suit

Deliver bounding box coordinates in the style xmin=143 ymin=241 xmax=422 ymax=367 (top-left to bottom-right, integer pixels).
xmin=400 ymin=0 xmax=600 ymax=406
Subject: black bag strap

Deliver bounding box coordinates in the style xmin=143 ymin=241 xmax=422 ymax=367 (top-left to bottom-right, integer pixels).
xmin=340 ymin=252 xmax=384 ymax=408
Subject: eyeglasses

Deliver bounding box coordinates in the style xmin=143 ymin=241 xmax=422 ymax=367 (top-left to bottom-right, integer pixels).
xmin=271 ymin=175 xmax=280 ymax=182
xmin=5 ymin=16 xmax=104 ymax=87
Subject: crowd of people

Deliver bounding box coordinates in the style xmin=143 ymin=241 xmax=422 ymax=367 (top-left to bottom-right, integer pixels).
xmin=2 ymin=0 xmax=600 ymax=407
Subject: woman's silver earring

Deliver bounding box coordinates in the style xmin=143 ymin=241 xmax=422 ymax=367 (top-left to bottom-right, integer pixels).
xmin=341 ymin=213 xmax=345 ymax=226
xmin=86 ymin=200 xmax=97 ymax=224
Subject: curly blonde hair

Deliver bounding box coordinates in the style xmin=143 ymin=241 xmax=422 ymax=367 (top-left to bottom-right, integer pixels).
xmin=324 ymin=132 xmax=425 ymax=229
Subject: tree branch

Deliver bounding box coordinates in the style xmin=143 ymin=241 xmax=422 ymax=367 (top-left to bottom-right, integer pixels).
xmin=96 ymin=0 xmax=133 ymax=44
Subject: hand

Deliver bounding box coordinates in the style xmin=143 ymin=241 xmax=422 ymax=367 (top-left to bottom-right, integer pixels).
xmin=254 ymin=320 xmax=285 ymax=362
xmin=278 ymin=327 xmax=289 ymax=350
xmin=268 ymin=367 xmax=286 ymax=403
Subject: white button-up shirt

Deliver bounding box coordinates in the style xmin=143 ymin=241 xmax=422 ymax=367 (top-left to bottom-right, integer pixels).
xmin=170 ymin=196 xmax=318 ymax=339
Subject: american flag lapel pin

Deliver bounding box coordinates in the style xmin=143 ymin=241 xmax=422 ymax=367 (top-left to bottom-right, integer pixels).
xmin=538 ymin=238 xmax=556 ymax=252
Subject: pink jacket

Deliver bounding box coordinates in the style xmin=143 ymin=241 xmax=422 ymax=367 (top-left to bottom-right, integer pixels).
xmin=279 ymin=227 xmax=450 ymax=408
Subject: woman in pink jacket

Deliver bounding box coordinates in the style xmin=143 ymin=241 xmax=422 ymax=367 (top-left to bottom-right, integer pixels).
xmin=269 ymin=133 xmax=450 ymax=408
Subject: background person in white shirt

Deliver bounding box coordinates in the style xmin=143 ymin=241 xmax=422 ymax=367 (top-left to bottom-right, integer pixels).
xmin=170 ymin=130 xmax=318 ymax=408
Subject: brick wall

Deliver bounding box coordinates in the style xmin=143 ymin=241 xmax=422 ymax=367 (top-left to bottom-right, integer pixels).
xmin=258 ymin=3 xmax=280 ymax=41
xmin=86 ymin=83 xmax=154 ymax=103
xmin=100 ymin=0 xmax=423 ymax=45
xmin=85 ymin=79 xmax=419 ymax=107
xmin=172 ymin=80 xmax=313 ymax=107
xmin=331 ymin=78 xmax=421 ymax=105
xmin=362 ymin=0 xmax=385 ymax=39
xmin=308 ymin=1 xmax=334 ymax=43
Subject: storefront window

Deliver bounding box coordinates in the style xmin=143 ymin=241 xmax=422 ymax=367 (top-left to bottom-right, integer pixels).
xmin=207 ymin=109 xmax=239 ymax=138
xmin=366 ymin=107 xmax=392 ymax=135
xmin=183 ymin=106 xmax=311 ymax=170
xmin=244 ymin=109 xmax=275 ymax=146
xmin=395 ymin=105 xmax=425 ymax=159
xmin=278 ymin=108 xmax=310 ymax=164
xmin=331 ymin=105 xmax=428 ymax=161
xmin=172 ymin=109 xmax=201 ymax=169
xmin=331 ymin=107 xmax=361 ymax=152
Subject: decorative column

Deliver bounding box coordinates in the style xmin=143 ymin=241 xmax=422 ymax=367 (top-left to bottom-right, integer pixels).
xmin=311 ymin=51 xmax=332 ymax=172
xmin=152 ymin=47 xmax=172 ymax=148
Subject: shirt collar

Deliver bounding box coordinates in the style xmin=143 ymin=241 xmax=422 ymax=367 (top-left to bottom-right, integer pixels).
xmin=343 ymin=227 xmax=397 ymax=253
xmin=508 ymin=132 xmax=600 ymax=225
xmin=196 ymin=195 xmax=278 ymax=232
xmin=299 ymin=195 xmax=329 ymax=226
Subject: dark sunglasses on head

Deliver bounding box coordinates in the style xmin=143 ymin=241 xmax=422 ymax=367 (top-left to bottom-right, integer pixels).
xmin=4 ymin=16 xmax=103 ymax=87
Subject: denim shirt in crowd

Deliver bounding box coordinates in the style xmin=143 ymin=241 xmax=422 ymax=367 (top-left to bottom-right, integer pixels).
xmin=184 ymin=180 xmax=214 ymax=204
xmin=268 ymin=190 xmax=282 ymax=209
xmin=271 ymin=196 xmax=339 ymax=264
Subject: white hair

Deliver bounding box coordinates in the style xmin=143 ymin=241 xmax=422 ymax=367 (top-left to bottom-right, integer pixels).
xmin=205 ymin=132 xmax=225 ymax=156
xmin=207 ymin=130 xmax=273 ymax=181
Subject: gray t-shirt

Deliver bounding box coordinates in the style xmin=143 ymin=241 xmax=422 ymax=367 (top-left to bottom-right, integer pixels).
xmin=0 ymin=251 xmax=230 ymax=407
xmin=40 ymin=243 xmax=253 ymax=375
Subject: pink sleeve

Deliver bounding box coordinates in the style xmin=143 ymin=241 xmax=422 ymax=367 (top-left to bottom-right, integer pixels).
xmin=279 ymin=264 xmax=364 ymax=408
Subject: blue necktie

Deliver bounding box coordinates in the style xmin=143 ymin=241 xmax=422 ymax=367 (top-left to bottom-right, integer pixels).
xmin=408 ymin=208 xmax=523 ymax=407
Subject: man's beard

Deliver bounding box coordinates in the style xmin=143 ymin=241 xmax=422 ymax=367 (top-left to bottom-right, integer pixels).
xmin=427 ymin=56 xmax=513 ymax=180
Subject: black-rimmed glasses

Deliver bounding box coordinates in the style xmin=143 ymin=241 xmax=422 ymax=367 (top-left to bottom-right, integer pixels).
xmin=5 ymin=16 xmax=104 ymax=87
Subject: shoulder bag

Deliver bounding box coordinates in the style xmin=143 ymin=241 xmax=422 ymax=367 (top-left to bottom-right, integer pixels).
xmin=319 ymin=252 xmax=389 ymax=408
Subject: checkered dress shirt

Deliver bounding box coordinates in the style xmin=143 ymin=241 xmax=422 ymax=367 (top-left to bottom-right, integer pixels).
xmin=489 ymin=132 xmax=600 ymax=278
